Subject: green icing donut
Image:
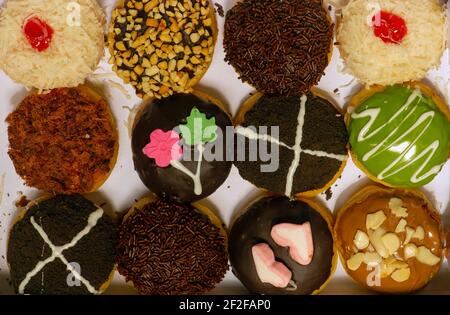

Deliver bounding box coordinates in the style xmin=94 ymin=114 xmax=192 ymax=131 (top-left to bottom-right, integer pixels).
xmin=348 ymin=85 xmax=450 ymax=187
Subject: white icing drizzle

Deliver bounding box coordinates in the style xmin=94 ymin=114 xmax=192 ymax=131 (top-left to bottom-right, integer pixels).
xmin=285 ymin=95 xmax=307 ymax=197
xmin=171 ymin=144 xmax=204 ymax=195
xmin=353 ymin=90 xmax=420 ymax=144
xmin=351 ymin=88 xmax=443 ymax=183
xmin=235 ymin=126 xmax=290 ymax=149
xmin=301 ymin=149 xmax=347 ymax=161
xmin=235 ymin=96 xmax=347 ymax=197
xmin=18 ymin=209 xmax=104 ymax=294
xmin=235 ymin=127 xmax=347 ymax=162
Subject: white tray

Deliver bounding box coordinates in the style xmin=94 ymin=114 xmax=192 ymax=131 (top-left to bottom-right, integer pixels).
xmin=0 ymin=0 xmax=449 ymax=295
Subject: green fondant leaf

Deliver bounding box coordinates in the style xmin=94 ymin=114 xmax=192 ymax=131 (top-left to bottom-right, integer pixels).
xmin=179 ymin=107 xmax=217 ymax=145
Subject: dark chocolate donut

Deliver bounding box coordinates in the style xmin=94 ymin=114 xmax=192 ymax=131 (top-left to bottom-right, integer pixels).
xmin=8 ymin=195 xmax=117 ymax=295
xmin=234 ymin=92 xmax=348 ymax=197
xmin=229 ymin=196 xmax=336 ymax=295
xmin=132 ymin=93 xmax=233 ymax=203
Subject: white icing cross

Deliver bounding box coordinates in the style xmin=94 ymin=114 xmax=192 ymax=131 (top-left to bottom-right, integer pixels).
xmin=236 ymin=95 xmax=347 ymax=196
xmin=18 ymin=209 xmax=104 ymax=294
xmin=171 ymin=144 xmax=204 ymax=195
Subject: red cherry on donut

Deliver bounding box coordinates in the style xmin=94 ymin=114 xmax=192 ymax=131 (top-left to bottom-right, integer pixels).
xmin=23 ymin=16 xmax=54 ymax=52
xmin=372 ymin=11 xmax=407 ymax=44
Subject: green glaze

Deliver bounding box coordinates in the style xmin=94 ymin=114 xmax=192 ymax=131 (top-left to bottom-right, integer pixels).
xmin=348 ymin=85 xmax=450 ymax=187
xmin=179 ymin=106 xmax=217 ymax=146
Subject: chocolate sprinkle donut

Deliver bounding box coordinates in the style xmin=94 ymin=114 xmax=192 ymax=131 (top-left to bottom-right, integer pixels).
xmin=224 ymin=0 xmax=333 ymax=95
xmin=116 ymin=198 xmax=229 ymax=295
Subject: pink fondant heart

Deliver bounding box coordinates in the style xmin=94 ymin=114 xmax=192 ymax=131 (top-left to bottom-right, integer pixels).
xmin=271 ymin=222 xmax=314 ymax=265
xmin=252 ymin=243 xmax=292 ymax=288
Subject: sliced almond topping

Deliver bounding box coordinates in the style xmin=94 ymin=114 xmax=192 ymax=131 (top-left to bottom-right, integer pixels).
xmin=416 ymin=246 xmax=441 ymax=266
xmin=380 ymin=257 xmax=407 ymax=278
xmin=395 ymin=219 xmax=407 ymax=233
xmin=404 ymin=226 xmax=415 ymax=245
xmin=388 ymin=259 xmax=408 ymax=269
xmin=347 ymin=253 xmax=365 ymax=271
xmin=413 ymin=226 xmax=425 ymax=241
xmin=363 ymin=252 xmax=382 ymax=266
xmin=404 ymin=243 xmax=418 ymax=259
xmin=366 ymin=210 xmax=387 ymax=230
xmin=383 ymin=256 xmax=397 ymax=265
xmin=380 ymin=261 xmax=396 ymax=278
xmin=368 ymin=227 xmax=389 ymax=258
xmin=381 ymin=233 xmax=401 ymax=256
xmin=391 ymin=267 xmax=411 ymax=282
xmin=388 ymin=198 xmax=408 ymax=218
xmin=354 ymin=230 xmax=370 ymax=250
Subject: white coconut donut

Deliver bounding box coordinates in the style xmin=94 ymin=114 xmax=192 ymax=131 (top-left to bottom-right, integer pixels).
xmin=337 ymin=0 xmax=446 ymax=86
xmin=0 ymin=0 xmax=105 ymax=90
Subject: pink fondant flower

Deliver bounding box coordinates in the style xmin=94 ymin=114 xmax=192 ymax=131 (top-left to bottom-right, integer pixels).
xmin=143 ymin=129 xmax=183 ymax=167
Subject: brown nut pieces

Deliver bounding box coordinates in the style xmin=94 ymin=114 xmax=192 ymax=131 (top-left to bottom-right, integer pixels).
xmin=109 ymin=0 xmax=216 ymax=99
xmin=346 ymin=197 xmax=441 ymax=283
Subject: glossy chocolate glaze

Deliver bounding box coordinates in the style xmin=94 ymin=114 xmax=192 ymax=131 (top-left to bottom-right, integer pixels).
xmin=132 ymin=93 xmax=233 ymax=203
xmin=229 ymin=196 xmax=335 ymax=295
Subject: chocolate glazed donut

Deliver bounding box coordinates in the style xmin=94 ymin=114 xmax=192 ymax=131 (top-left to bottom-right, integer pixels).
xmin=229 ymin=196 xmax=336 ymax=295
xmin=132 ymin=92 xmax=233 ymax=203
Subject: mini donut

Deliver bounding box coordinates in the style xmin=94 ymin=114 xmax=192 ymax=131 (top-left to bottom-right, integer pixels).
xmin=334 ymin=185 xmax=444 ymax=293
xmin=337 ymin=0 xmax=446 ymax=86
xmin=132 ymin=91 xmax=232 ymax=203
xmin=108 ymin=0 xmax=218 ymax=99
xmin=7 ymin=194 xmax=117 ymax=295
xmin=347 ymin=82 xmax=450 ymax=188
xmin=234 ymin=90 xmax=348 ymax=198
xmin=6 ymin=86 xmax=119 ymax=194
xmin=229 ymin=195 xmax=337 ymax=295
xmin=116 ymin=195 xmax=228 ymax=295
xmin=0 ymin=0 xmax=105 ymax=90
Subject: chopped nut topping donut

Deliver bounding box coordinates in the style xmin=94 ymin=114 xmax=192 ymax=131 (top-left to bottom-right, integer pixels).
xmin=108 ymin=0 xmax=216 ymax=99
xmin=335 ymin=186 xmax=443 ymax=293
